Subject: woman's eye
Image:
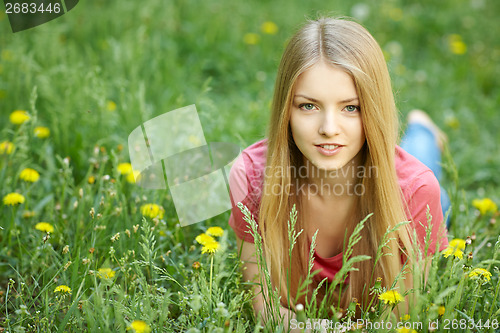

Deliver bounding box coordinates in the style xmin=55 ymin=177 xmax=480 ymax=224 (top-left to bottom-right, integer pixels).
xmin=344 ymin=105 xmax=359 ymax=113
xmin=299 ymin=103 xmax=316 ymax=111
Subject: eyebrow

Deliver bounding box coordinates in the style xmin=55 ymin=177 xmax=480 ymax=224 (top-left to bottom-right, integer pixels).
xmin=294 ymin=94 xmax=359 ymax=104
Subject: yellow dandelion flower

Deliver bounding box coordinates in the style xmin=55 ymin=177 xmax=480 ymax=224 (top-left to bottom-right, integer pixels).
xmin=0 ymin=141 xmax=14 ymax=154
xmin=98 ymin=267 xmax=116 ymax=279
xmin=449 ymin=238 xmax=466 ymax=251
xmin=443 ymin=247 xmax=463 ymax=259
xmin=22 ymin=210 xmax=35 ymax=218
xmin=261 ymin=21 xmax=278 ymax=35
xmin=3 ymin=193 xmax=25 ymax=206
xmin=396 ymin=328 xmax=417 ymax=333
xmin=378 ymin=290 xmax=404 ymax=305
xmin=127 ymin=320 xmax=151 ymax=333
xmin=206 ymin=226 xmax=224 ymax=237
xmin=9 ymin=110 xmax=30 ymax=125
xmin=88 ymin=175 xmax=96 ymax=184
xmin=19 ymin=168 xmax=40 ymax=182
xmin=243 ymin=33 xmax=259 ymax=45
xmin=472 ymin=198 xmax=498 ymax=215
xmin=54 ymin=285 xmax=71 ymax=294
xmin=117 ymin=162 xmax=133 ymax=175
xmin=35 ymin=222 xmax=54 ymax=233
xmin=34 ymin=126 xmax=50 ymax=138
xmin=438 ymin=305 xmax=445 ymax=316
xmin=195 ymin=233 xmax=215 ymax=245
xmin=106 ymin=100 xmax=117 ymax=111
xmin=468 ymin=268 xmax=492 ymax=281
xmin=443 ymin=238 xmax=465 ymax=259
xmin=448 ymin=34 xmax=467 ymax=55
xmin=140 ymin=203 xmax=165 ymax=219
xmin=126 ymin=170 xmax=140 ymax=184
xmin=201 ymin=240 xmax=220 ymax=254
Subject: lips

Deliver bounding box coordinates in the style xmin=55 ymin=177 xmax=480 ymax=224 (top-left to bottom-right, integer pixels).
xmin=315 ymin=143 xmax=343 ymax=156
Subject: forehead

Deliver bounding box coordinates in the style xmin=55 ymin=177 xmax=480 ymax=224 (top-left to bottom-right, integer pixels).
xmin=293 ymin=61 xmax=357 ymax=100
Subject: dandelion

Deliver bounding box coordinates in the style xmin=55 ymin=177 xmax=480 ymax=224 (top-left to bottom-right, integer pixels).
xmin=396 ymin=328 xmax=417 ymax=333
xmin=126 ymin=170 xmax=140 ymax=184
xmin=472 ymin=198 xmax=498 ymax=215
xmin=3 ymin=193 xmax=25 ymax=206
xmin=201 ymin=240 xmax=220 ymax=254
xmin=206 ymin=226 xmax=224 ymax=237
xmin=34 ymin=126 xmax=50 ymax=138
xmin=98 ymin=267 xmax=116 ymax=279
xmin=127 ymin=320 xmax=151 ymax=333
xmin=54 ymin=285 xmax=72 ymax=294
xmin=22 ymin=210 xmax=35 ymax=218
xmin=35 ymin=222 xmax=54 ymax=233
xmin=117 ymin=162 xmax=133 ymax=175
xmin=0 ymin=140 xmax=14 ymax=154
xmin=88 ymin=175 xmax=96 ymax=184
xmin=140 ymin=203 xmax=164 ymax=219
xmin=448 ymin=34 xmax=467 ymax=55
xmin=195 ymin=233 xmax=215 ymax=245
xmin=243 ymin=33 xmax=259 ymax=45
xmin=106 ymin=100 xmax=117 ymax=111
xmin=261 ymin=21 xmax=278 ymax=35
xmin=378 ymin=290 xmax=404 ymax=305
xmin=19 ymin=168 xmax=40 ymax=182
xmin=443 ymin=238 xmax=466 ymax=259
xmin=438 ymin=305 xmax=445 ymax=316
xmin=468 ymin=268 xmax=492 ymax=282
xmin=9 ymin=110 xmax=30 ymax=125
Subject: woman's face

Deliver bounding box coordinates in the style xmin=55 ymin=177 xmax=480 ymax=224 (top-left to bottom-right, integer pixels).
xmin=289 ymin=61 xmax=366 ymax=172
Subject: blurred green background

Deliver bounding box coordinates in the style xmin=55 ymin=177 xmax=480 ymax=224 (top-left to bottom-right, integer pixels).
xmin=1 ymin=0 xmax=499 ymax=223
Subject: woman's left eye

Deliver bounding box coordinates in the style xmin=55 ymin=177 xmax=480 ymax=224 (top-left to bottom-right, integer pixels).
xmin=344 ymin=105 xmax=360 ymax=113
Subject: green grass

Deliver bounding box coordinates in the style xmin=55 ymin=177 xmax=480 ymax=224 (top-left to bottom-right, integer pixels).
xmin=0 ymin=0 xmax=499 ymax=331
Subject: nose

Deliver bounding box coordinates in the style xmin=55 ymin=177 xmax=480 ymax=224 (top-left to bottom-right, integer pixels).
xmin=318 ymin=110 xmax=341 ymax=137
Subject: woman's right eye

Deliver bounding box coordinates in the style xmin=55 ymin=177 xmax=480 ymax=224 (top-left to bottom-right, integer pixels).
xmin=299 ymin=103 xmax=316 ymax=111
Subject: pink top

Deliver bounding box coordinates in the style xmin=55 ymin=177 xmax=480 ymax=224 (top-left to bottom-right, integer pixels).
xmin=228 ymin=139 xmax=449 ymax=283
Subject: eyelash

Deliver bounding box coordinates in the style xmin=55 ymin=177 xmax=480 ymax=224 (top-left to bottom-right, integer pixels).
xmin=297 ymin=103 xmax=360 ymax=113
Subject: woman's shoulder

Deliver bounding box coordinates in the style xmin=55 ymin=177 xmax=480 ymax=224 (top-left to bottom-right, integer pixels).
xmin=395 ymin=145 xmax=439 ymax=192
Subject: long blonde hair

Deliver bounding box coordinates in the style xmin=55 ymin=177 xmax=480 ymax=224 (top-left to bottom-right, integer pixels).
xmin=259 ymin=17 xmax=414 ymax=312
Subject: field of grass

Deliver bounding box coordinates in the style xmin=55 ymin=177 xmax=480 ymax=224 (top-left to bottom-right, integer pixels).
xmin=1 ymin=0 xmax=499 ymax=332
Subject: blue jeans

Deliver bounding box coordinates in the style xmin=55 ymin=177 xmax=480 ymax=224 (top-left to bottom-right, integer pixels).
xmin=400 ymin=123 xmax=451 ymax=228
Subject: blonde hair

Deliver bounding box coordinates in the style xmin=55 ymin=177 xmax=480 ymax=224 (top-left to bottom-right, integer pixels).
xmin=259 ymin=17 xmax=414 ymax=312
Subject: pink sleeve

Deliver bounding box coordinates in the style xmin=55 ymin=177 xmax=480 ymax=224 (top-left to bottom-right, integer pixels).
xmin=228 ymin=153 xmax=259 ymax=243
xmin=405 ymin=171 xmax=449 ymax=257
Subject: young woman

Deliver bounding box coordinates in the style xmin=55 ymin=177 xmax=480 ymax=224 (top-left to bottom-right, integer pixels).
xmin=228 ymin=17 xmax=449 ymax=327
